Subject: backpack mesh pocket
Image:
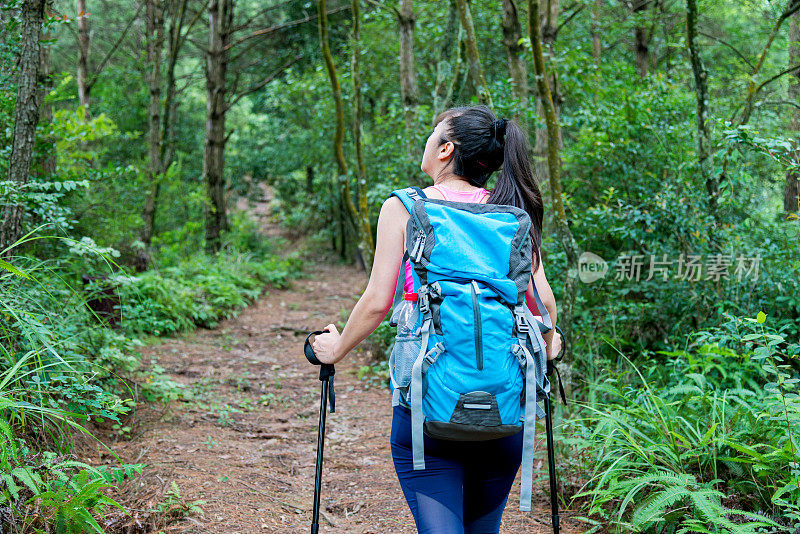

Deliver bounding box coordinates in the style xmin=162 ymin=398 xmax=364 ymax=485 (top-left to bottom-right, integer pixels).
xmin=389 ymin=335 xmax=422 ymax=390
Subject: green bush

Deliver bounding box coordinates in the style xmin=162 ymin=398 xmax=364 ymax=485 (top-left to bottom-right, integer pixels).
xmin=119 ymin=248 xmax=302 ymax=335
xmin=565 ymin=315 xmax=800 ymax=533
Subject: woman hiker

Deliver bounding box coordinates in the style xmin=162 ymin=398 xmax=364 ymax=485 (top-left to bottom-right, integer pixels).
xmin=311 ymin=104 xmax=562 ymax=533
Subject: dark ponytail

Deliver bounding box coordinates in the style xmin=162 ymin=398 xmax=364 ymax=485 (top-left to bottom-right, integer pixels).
xmin=433 ymin=105 xmax=544 ymax=271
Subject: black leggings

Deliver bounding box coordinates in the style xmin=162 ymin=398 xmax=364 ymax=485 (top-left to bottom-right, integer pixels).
xmin=390 ymin=404 xmax=523 ymax=533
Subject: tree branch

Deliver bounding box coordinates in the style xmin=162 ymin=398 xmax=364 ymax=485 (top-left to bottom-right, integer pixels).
xmin=227 ymin=54 xmax=302 ymax=108
xmin=556 ymin=3 xmax=586 ymax=34
xmin=225 ymin=4 xmax=350 ymax=51
xmin=761 ymin=99 xmax=800 ymax=111
xmin=86 ymin=1 xmax=144 ymax=90
xmin=231 ymin=0 xmax=294 ymax=33
xmin=178 ymin=2 xmax=207 ymax=52
xmin=363 ymin=0 xmax=400 ymax=17
xmin=698 ymin=30 xmax=754 ymax=70
xmin=755 ymin=63 xmax=800 ymax=96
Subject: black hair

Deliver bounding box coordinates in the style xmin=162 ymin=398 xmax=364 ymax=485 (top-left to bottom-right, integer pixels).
xmin=433 ymin=105 xmax=544 ymax=271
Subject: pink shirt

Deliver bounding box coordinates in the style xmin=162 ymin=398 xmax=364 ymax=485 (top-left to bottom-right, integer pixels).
xmin=402 ymin=184 xmax=490 ymax=292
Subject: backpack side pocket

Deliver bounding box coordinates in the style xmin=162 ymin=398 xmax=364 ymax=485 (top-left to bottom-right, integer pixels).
xmin=389 ymin=334 xmax=422 ymax=392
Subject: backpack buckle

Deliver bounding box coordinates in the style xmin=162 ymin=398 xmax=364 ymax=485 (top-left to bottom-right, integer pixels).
xmin=424 ymin=342 xmax=445 ymax=366
xmin=514 ymin=307 xmax=529 ymax=333
xmin=511 ymin=344 xmax=527 ymax=367
xmin=427 ymin=281 xmax=442 ymax=300
xmin=418 ymin=290 xmax=430 ymax=314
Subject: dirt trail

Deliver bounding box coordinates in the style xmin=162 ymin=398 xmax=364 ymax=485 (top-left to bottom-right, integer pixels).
xmin=114 ymin=191 xmax=585 ymax=533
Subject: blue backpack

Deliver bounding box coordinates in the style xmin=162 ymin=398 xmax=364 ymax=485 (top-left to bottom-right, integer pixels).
xmin=387 ymin=186 xmax=552 ymax=512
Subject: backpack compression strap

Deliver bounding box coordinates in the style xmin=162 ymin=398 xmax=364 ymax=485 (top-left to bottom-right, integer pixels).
xmin=511 ymin=273 xmax=555 ymax=511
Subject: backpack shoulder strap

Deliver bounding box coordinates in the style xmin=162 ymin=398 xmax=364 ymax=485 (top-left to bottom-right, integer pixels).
xmin=529 ymin=273 xmax=552 ymax=332
xmin=389 ymin=186 xmax=427 ymax=214
xmin=387 ymin=186 xmax=427 ymax=325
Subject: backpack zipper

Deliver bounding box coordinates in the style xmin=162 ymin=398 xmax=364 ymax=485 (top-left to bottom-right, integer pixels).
xmin=471 ymin=280 xmax=483 ymax=370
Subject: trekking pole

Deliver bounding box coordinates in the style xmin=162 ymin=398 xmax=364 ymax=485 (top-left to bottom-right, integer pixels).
xmin=304 ymin=331 xmax=336 ymax=534
xmin=544 ymin=324 xmax=568 ymax=533
xmin=544 ymin=358 xmax=560 ymax=534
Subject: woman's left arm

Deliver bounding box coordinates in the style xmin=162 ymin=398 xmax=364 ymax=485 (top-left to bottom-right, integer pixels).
xmin=311 ymin=196 xmax=407 ymax=364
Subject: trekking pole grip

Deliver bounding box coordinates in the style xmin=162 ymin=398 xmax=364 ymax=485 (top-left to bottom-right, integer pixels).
xmin=304 ymin=331 xmax=336 ymax=413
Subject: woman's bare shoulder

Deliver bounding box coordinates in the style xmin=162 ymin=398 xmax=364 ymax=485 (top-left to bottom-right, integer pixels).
xmin=422 ymin=186 xmax=444 ymax=200
xmin=382 ymin=195 xmax=406 ymax=213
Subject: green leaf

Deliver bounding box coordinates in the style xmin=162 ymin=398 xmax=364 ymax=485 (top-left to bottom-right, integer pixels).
xmin=0 ymin=258 xmax=29 ymax=278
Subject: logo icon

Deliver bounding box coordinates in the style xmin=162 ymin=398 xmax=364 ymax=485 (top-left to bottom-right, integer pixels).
xmin=578 ymin=252 xmax=608 ymax=283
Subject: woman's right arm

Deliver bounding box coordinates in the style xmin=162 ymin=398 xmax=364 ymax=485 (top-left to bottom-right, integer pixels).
xmin=525 ymin=258 xmax=562 ymax=360
xmin=312 ymin=196 xmax=407 ymax=364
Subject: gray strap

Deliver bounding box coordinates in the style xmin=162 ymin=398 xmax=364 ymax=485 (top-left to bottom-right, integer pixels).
xmin=529 ymin=273 xmax=552 ymax=331
xmin=409 ymin=316 xmax=431 ymax=470
xmin=519 ymin=343 xmax=538 ymax=512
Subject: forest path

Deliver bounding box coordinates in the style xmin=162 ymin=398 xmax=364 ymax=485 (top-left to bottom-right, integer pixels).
xmin=114 ymin=189 xmax=584 ymax=533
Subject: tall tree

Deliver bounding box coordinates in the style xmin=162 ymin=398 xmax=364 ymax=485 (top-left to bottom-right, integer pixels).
xmin=787 ymin=11 xmax=800 ymax=215
xmin=432 ymin=0 xmax=461 ymax=120
xmin=136 ymin=0 xmax=166 ymax=271
xmin=528 ymin=0 xmax=579 ymax=355
xmin=37 ymin=10 xmax=55 ymax=178
xmin=203 ymin=0 xmax=233 ymax=252
xmin=454 ymin=0 xmax=492 ymax=106
xmin=501 ymin=0 xmax=528 ymax=108
xmin=399 ymin=0 xmax=419 ymax=162
xmin=591 ymin=0 xmax=602 ymax=63
xmin=533 ymin=0 xmax=560 ymax=187
xmin=351 ymin=0 xmax=375 ymax=274
xmin=73 ymin=2 xmax=142 ymax=118
xmin=719 ymin=0 xmax=800 ymax=203
xmin=630 ymin=0 xmax=655 ymax=78
xmin=318 ymin=0 xmax=365 ymax=266
xmin=365 ymin=0 xmax=421 ymax=160
xmin=160 ymin=0 xmax=193 ymax=178
xmin=686 ymin=0 xmax=713 ymax=212
xmin=76 ymin=0 xmax=90 ymax=115
xmin=1 ymin=0 xmax=47 ymax=255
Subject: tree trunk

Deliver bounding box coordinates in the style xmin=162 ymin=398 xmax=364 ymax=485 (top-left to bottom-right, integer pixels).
xmin=686 ymin=0 xmax=714 ymax=214
xmin=318 ymin=0 xmax=362 ymax=264
xmin=454 ymin=0 xmax=492 ymax=106
xmin=632 ymin=0 xmax=650 ymax=78
xmin=398 ymin=0 xmax=419 ymax=162
xmin=501 ymin=0 xmax=528 ymax=109
xmin=76 ymin=0 xmax=91 ymax=116
xmin=432 ymin=0 xmax=461 ymax=121
xmin=533 ymin=0 xmax=560 ymax=191
xmin=787 ymin=11 xmax=800 ymax=215
xmin=351 ymin=0 xmax=374 ymax=275
xmin=204 ymin=0 xmax=232 ymax=253
xmin=161 ymin=0 xmax=188 ymax=174
xmin=37 ymin=11 xmax=56 ymax=178
xmin=528 ymin=0 xmax=579 ymax=359
xmin=306 ymin=165 xmax=314 ymax=193
xmin=1 ymin=0 xmax=46 ymax=256
xmin=137 ymin=0 xmax=166 ymax=271
xmin=592 ymin=0 xmax=602 ymax=63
